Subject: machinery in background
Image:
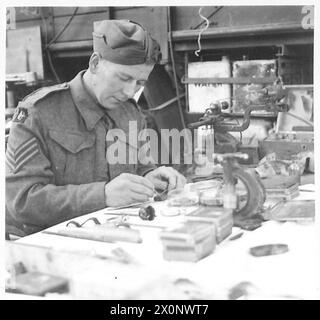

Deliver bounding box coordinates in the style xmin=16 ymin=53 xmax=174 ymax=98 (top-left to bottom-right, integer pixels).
xmin=184 ymin=77 xmax=314 ymax=226
xmin=259 ymin=84 xmax=314 ymax=171
xmin=181 ymin=81 xmax=292 ymax=223
xmin=188 ymin=80 xmax=289 ymax=157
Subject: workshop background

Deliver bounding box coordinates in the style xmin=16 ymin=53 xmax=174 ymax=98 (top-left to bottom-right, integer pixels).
xmin=5 ymin=6 xmax=314 ymax=167
xmin=5 ymin=6 xmax=317 ymax=300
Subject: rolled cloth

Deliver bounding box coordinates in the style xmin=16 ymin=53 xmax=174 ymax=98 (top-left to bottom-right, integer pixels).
xmin=93 ymin=19 xmax=161 ymax=65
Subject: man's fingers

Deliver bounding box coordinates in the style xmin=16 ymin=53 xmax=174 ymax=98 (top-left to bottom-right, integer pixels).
xmin=124 ymin=173 xmax=154 ymax=191
xmin=157 ymin=167 xmax=178 ymax=190
xmin=176 ymin=174 xmax=187 ymax=190
xmin=144 ymin=167 xmax=187 ymax=193
xmin=167 ymin=174 xmax=177 ymax=191
xmin=128 ymin=182 xmax=154 ymax=197
xmin=129 ymin=190 xmax=151 ymax=203
xmin=152 ymin=179 xmax=168 ymax=191
xmin=166 ymin=167 xmax=186 ymax=189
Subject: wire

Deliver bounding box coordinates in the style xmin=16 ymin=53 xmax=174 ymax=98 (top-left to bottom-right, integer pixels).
xmin=46 ymin=7 xmax=79 ymax=49
xmin=233 ymin=117 xmax=243 ymax=143
xmin=192 ymin=6 xmax=224 ymax=29
xmin=195 ymin=7 xmax=210 ymax=57
xmin=167 ymin=7 xmax=187 ymax=130
xmin=167 ymin=6 xmax=192 ymax=157
xmin=41 ymin=7 xmax=79 ymax=83
xmin=151 ymin=94 xmax=185 ymax=111
xmin=40 ymin=12 xmax=61 ymax=83
xmin=46 ymin=50 xmax=61 ymax=83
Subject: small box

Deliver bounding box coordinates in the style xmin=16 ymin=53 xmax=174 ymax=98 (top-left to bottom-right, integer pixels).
xmin=262 ymin=175 xmax=300 ymax=200
xmin=162 ymin=232 xmax=216 ymax=262
xmin=185 ymin=207 xmax=233 ymax=243
xmin=160 ymin=221 xmax=216 ymax=262
xmin=160 ymin=221 xmax=215 ymax=245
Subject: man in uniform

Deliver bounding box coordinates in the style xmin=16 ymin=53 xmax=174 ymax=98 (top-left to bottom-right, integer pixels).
xmin=6 ymin=20 xmax=186 ymax=236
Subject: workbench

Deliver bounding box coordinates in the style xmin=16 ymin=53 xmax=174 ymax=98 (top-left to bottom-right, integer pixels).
xmin=5 ymin=181 xmax=319 ymax=300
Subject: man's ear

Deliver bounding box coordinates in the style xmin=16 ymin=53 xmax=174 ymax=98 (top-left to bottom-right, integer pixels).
xmin=88 ymin=52 xmax=101 ymax=74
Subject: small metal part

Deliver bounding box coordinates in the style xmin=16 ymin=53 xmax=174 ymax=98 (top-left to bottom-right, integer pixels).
xmin=153 ymin=187 xmax=169 ymax=202
xmin=249 ymin=244 xmax=289 ymax=257
xmin=154 ymin=191 xmax=168 ymax=202
xmin=229 ymin=232 xmax=244 ymax=241
xmin=221 ymin=101 xmax=229 ymax=110
xmin=154 ymin=195 xmax=163 ymax=201
xmin=139 ymin=205 xmax=156 ymax=221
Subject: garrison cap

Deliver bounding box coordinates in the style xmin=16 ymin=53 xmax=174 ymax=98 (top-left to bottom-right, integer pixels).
xmin=92 ymin=19 xmax=161 ymax=65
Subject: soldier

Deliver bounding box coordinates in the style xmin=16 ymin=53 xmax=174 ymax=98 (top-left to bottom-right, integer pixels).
xmin=6 ymin=20 xmax=186 ymax=236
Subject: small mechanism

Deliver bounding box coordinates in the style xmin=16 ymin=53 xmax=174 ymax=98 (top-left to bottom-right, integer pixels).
xmin=139 ymin=205 xmax=156 ymax=221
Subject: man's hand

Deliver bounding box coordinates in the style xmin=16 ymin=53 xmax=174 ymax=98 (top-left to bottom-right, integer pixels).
xmin=105 ymin=173 xmax=154 ymax=207
xmin=145 ymin=166 xmax=186 ymax=192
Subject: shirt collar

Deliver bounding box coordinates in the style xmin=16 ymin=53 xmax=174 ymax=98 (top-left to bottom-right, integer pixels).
xmin=69 ymin=70 xmax=140 ymax=137
xmin=69 ymin=70 xmax=105 ymax=131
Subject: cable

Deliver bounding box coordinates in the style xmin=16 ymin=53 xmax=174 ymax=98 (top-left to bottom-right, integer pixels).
xmin=194 ymin=7 xmax=210 ymax=57
xmin=167 ymin=6 xmax=193 ymax=161
xmin=40 ymin=12 xmax=61 ymax=83
xmin=45 ymin=7 xmax=79 ymax=49
xmin=235 ymin=117 xmax=243 ymax=143
xmin=192 ymin=6 xmax=224 ymax=30
xmin=41 ymin=7 xmax=79 ymax=83
xmin=167 ymin=7 xmax=187 ymax=131
xmin=151 ymin=94 xmax=185 ymax=111
xmin=46 ymin=50 xmax=61 ymax=83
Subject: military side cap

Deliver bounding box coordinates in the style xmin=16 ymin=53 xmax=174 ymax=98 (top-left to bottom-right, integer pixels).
xmin=92 ymin=19 xmax=161 ymax=65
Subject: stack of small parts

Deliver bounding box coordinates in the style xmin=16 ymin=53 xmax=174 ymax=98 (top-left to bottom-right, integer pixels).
xmin=185 ymin=207 xmax=233 ymax=243
xmin=261 ymin=176 xmax=300 ymax=201
xmin=159 ymin=221 xmax=216 ymax=262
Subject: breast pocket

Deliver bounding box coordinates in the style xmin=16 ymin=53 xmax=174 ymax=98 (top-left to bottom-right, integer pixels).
xmin=48 ymin=129 xmax=96 ymax=185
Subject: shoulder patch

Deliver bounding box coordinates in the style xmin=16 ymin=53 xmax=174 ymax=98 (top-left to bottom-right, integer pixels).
xmin=22 ymin=82 xmax=70 ymax=106
xmin=12 ymin=107 xmax=28 ymax=123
